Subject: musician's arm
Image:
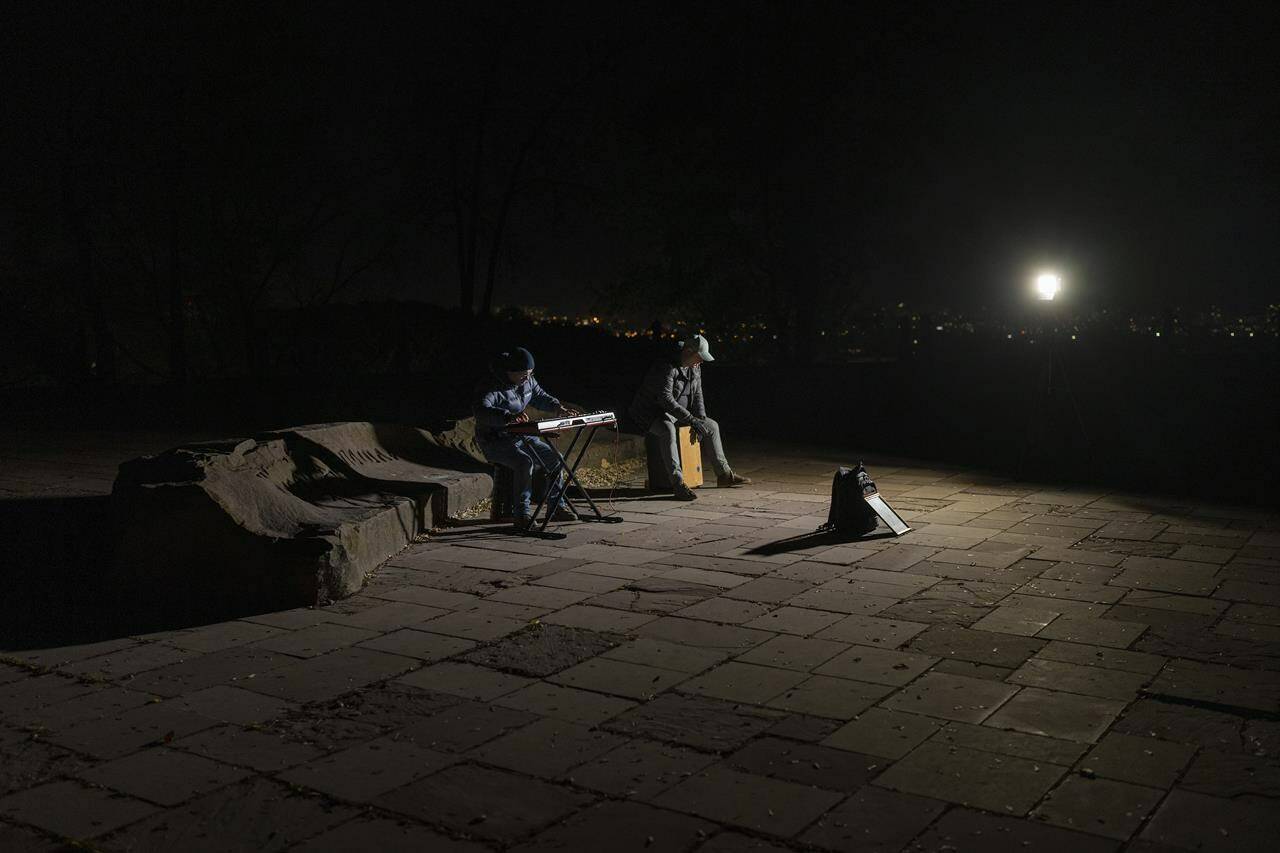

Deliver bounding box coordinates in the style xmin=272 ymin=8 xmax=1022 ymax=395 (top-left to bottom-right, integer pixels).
xmin=659 ymin=368 xmax=695 ymax=423
xmin=475 ymin=391 xmax=517 ymax=427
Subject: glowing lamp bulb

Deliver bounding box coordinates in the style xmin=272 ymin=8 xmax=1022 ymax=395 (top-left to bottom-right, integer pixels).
xmin=1035 ymin=273 xmax=1061 ymax=301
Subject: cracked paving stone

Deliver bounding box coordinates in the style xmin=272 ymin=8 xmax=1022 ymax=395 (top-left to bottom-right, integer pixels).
xmin=984 ymin=687 xmax=1126 ymax=744
xmin=463 ymin=623 xmax=622 ymax=677
xmin=603 ymin=693 xmax=784 ymax=752
xmin=0 ymin=732 xmax=96 ymax=798
xmin=303 ymin=682 xmax=462 ymax=732
xmin=1008 ymin=658 xmax=1150 ymax=701
xmin=174 ymin=724 xmax=327 ymax=771
xmin=932 ymin=721 xmax=1088 ymax=765
xmin=100 ymin=776 xmax=356 ymax=852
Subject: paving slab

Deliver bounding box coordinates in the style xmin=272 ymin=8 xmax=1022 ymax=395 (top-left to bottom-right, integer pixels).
xmin=513 ymin=800 xmax=715 ymax=853
xmin=799 ymin=785 xmax=947 ymax=852
xmin=494 ymin=681 xmax=635 ymax=726
xmin=822 ymin=707 xmax=940 ymax=759
xmin=1008 ymin=658 xmax=1151 ymax=700
xmin=873 ymin=740 xmax=1067 ymax=815
xmin=726 ymin=736 xmax=880 ymax=791
xmin=394 ymin=700 xmax=538 ymax=752
xmin=907 ymin=624 xmax=1045 ymax=668
xmin=765 ymin=674 xmax=892 ymax=719
xmin=293 ymin=816 xmax=489 ymax=852
xmin=568 ymin=737 xmax=716 ymax=798
xmin=984 ymin=687 xmax=1126 ymax=743
xmin=376 ymin=762 xmax=592 ymax=842
xmin=469 ymin=717 xmax=626 ymax=777
xmin=910 ymin=807 xmax=1120 ymax=853
xmin=652 ymin=764 xmax=844 ymax=838
xmin=463 ymin=624 xmax=621 ymax=677
xmin=78 ymin=746 xmax=251 ymax=806
xmin=101 ymin=776 xmax=357 ymax=851
xmin=879 ymin=671 xmax=1019 ymax=723
xmin=813 ymin=645 xmax=939 ymax=685
xmin=1080 ymin=731 xmax=1196 ymax=788
xmin=603 ymin=693 xmax=784 ymax=752
xmin=0 ymin=779 xmax=158 ymax=840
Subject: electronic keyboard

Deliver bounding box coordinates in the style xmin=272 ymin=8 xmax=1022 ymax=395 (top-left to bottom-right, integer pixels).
xmin=506 ymin=410 xmax=617 ymax=435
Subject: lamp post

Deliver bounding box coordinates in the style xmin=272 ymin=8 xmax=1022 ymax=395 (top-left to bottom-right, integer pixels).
xmin=1018 ymin=271 xmax=1088 ymax=477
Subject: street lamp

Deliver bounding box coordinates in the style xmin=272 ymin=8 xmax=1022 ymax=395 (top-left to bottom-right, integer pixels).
xmin=1035 ymin=272 xmax=1061 ymax=301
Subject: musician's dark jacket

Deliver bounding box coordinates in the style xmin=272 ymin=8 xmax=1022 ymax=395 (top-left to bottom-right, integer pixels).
xmin=629 ymin=356 xmax=705 ymax=428
xmin=473 ymin=369 xmax=562 ymax=444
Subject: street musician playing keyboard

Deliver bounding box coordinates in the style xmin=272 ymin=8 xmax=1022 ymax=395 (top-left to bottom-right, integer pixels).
xmin=473 ymin=347 xmax=580 ymax=530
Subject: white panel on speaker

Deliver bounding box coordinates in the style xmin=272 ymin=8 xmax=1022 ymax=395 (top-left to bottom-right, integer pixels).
xmin=864 ymin=493 xmax=912 ymax=536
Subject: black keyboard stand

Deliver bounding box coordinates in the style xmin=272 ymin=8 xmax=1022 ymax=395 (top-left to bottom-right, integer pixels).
xmin=526 ymin=424 xmax=624 ymax=534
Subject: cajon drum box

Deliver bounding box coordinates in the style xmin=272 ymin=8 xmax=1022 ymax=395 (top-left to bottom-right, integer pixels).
xmin=678 ymin=426 xmax=703 ymax=488
xmin=645 ymin=425 xmax=704 ymax=489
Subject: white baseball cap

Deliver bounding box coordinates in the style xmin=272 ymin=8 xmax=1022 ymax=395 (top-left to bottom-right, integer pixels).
xmin=681 ymin=333 xmax=715 ymax=362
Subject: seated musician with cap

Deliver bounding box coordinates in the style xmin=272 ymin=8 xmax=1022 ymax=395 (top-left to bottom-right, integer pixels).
xmin=629 ymin=333 xmax=751 ymax=501
xmin=473 ymin=347 xmax=580 ymax=529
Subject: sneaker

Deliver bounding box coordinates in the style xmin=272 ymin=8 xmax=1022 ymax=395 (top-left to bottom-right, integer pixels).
xmin=549 ymin=507 xmax=579 ymax=522
xmin=672 ymin=482 xmax=698 ymax=501
xmin=512 ymin=516 xmax=534 ymax=532
xmin=716 ymin=472 xmax=752 ymax=487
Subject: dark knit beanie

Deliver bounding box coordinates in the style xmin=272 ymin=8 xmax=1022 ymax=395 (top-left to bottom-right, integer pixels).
xmin=499 ymin=347 xmax=535 ymax=372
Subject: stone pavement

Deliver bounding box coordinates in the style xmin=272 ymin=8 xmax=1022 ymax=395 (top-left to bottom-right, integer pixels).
xmin=2 ymin=439 xmax=1279 ymax=851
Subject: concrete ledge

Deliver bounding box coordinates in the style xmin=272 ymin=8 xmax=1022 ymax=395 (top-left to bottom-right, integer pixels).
xmin=112 ymin=422 xmax=494 ymax=611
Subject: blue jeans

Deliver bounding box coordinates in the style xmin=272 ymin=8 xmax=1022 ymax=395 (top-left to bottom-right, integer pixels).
xmin=478 ymin=436 xmax=564 ymax=520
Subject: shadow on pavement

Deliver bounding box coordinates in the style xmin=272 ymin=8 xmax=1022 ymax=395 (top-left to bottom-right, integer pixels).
xmin=0 ymin=495 xmax=277 ymax=649
xmin=747 ymin=528 xmax=897 ymax=555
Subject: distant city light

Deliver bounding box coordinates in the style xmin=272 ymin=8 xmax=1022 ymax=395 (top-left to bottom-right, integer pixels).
xmin=1034 ymin=272 xmax=1061 ymax=301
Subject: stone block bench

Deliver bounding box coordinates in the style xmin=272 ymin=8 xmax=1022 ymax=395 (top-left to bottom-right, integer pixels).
xmin=111 ymin=422 xmax=495 ymax=613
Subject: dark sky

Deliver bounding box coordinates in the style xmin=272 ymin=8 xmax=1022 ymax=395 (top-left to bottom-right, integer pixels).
xmin=3 ymin=0 xmax=1277 ymax=316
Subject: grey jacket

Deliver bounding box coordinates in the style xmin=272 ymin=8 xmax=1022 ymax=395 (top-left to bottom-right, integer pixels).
xmin=473 ymin=369 xmax=562 ymax=444
xmin=629 ymin=357 xmax=705 ymax=427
